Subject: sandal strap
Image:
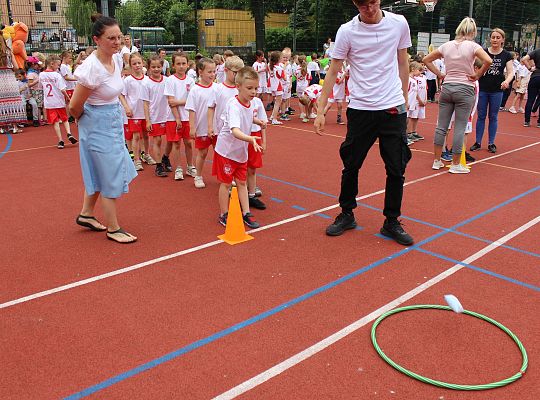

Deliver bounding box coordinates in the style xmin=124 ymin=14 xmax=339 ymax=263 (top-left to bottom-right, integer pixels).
xmin=78 ymin=214 xmax=98 ymax=221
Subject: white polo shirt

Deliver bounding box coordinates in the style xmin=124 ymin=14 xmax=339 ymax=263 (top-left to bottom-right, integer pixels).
xmin=331 ymin=11 xmax=411 ymax=110
xmin=40 ymin=70 xmax=67 ymax=109
xmin=140 ymin=76 xmax=169 ymax=124
xmin=163 ymin=74 xmax=194 ymax=122
xmin=122 ymin=74 xmax=148 ymax=120
xmin=185 ymin=82 xmax=217 ymax=136
xmin=208 ymin=82 xmax=238 ymax=136
xmin=215 ymin=96 xmax=255 ymax=163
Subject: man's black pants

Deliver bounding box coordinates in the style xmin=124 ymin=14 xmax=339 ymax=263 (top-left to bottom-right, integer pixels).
xmin=338 ymin=107 xmax=412 ymax=219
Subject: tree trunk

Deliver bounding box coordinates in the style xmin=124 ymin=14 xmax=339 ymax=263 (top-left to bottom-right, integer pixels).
xmin=250 ymin=0 xmax=266 ymax=51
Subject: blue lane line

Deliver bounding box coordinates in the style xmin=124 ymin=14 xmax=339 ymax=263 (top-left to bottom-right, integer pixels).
xmin=291 ymin=205 xmax=306 ymax=211
xmin=314 ymin=213 xmax=332 ymax=219
xmin=270 ymin=197 xmax=284 ymax=203
xmin=416 ymin=248 xmax=540 ymax=292
xmin=375 ymin=233 xmax=392 ymax=241
xmin=0 ymin=133 xmax=13 ymax=159
xmin=65 ymin=185 xmax=540 ymax=399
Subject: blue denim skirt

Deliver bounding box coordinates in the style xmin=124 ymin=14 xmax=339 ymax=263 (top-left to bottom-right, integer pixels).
xmin=78 ymin=102 xmax=137 ymax=198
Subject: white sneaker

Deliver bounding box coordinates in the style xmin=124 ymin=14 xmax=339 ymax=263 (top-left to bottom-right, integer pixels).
xmin=271 ymin=119 xmax=283 ymax=125
xmin=142 ymin=153 xmax=157 ymax=165
xmin=194 ymin=176 xmax=205 ymax=188
xmin=186 ymin=165 xmax=197 ymax=177
xmin=449 ymin=164 xmax=470 ymax=174
xmin=134 ymin=159 xmax=144 ymax=171
xmin=299 ymin=113 xmax=306 ymax=119
xmin=308 ymin=113 xmax=317 ymax=119
xmin=508 ymin=106 xmax=517 ymax=114
xmin=519 ymin=107 xmax=525 ymax=113
xmin=254 ymin=186 xmax=263 ymax=197
xmin=174 ymin=167 xmax=184 ymax=180
xmin=432 ymin=159 xmax=445 ymax=170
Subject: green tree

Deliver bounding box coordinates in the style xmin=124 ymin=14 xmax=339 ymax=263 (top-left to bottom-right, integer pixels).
xmin=165 ymin=1 xmax=196 ymax=43
xmin=115 ymin=0 xmax=143 ymax=32
xmin=65 ymin=0 xmax=96 ymax=42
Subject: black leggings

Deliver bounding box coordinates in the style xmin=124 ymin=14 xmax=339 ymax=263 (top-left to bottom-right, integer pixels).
xmin=525 ymin=75 xmax=540 ymax=123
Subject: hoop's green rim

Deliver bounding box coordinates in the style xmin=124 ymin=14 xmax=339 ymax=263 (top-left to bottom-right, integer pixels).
xmin=371 ymin=305 xmax=528 ymax=390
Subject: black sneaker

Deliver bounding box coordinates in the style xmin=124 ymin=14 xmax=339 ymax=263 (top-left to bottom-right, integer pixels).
xmin=469 ymin=142 xmax=481 ymax=151
xmin=337 ymin=115 xmax=345 ymax=125
xmin=380 ymin=219 xmax=414 ymax=246
xmin=524 ymin=122 xmax=530 ymax=127
xmin=412 ymin=132 xmax=424 ymax=141
xmin=129 ymin=151 xmax=135 ymax=161
xmin=219 ymin=212 xmax=228 ymax=227
xmin=67 ymin=134 xmax=78 ymax=144
xmin=326 ymin=212 xmax=357 ymax=236
xmin=243 ymin=212 xmax=260 ymax=229
xmin=57 ymin=140 xmax=65 ymax=149
xmin=288 ymin=107 xmax=295 ymax=113
xmin=249 ymin=196 xmax=266 ymax=210
xmin=68 ymin=116 xmax=75 ymax=123
xmin=465 ymin=152 xmax=475 ymax=162
xmin=32 ymin=120 xmax=40 ymax=127
xmin=487 ymin=143 xmax=497 ymax=153
xmin=155 ymin=163 xmax=168 ymax=177
xmin=161 ymin=155 xmax=173 ymax=172
xmin=537 ymin=122 xmax=540 ymax=128
xmin=265 ymin=102 xmax=274 ymax=111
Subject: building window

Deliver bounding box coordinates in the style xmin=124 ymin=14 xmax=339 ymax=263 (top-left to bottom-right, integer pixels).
xmin=52 ymin=22 xmax=60 ymax=25
xmin=50 ymin=2 xmax=57 ymax=12
xmin=35 ymin=1 xmax=42 ymax=12
xmin=37 ymin=21 xmax=45 ymax=25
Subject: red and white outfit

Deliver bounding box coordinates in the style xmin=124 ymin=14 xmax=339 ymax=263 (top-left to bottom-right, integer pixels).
xmin=213 ymin=96 xmax=256 ymax=183
xmin=185 ymin=82 xmax=218 ymax=149
xmin=410 ymin=74 xmax=427 ymax=119
xmin=268 ymin=64 xmax=284 ymax=96
xmin=303 ymin=84 xmax=323 ymax=103
xmin=163 ymin=74 xmax=194 ymax=142
xmin=282 ymin=62 xmax=292 ymax=100
xmin=252 ymin=60 xmax=267 ymax=94
xmin=40 ymin=69 xmax=68 ymax=124
xmin=406 ymin=76 xmax=419 ymax=117
xmin=249 ymin=97 xmax=267 ymax=169
xmin=295 ymin=69 xmax=310 ymax=97
xmin=60 ymin=63 xmax=76 ymax=97
xmin=329 ymin=69 xmax=346 ymax=103
xmin=209 ymin=82 xmax=238 ymax=139
xmin=140 ymin=75 xmax=168 ymax=137
xmin=122 ymin=74 xmax=148 ymax=139
xmin=216 ymin=63 xmax=225 ymax=84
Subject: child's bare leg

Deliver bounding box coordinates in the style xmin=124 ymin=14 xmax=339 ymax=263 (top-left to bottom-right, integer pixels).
xmin=337 ymin=102 xmax=343 ymax=118
xmin=271 ymin=96 xmax=283 ymax=121
xmin=184 ymin=138 xmax=194 ymax=166
xmin=195 ymin=147 xmax=208 ymax=177
xmin=411 ymin=118 xmax=419 ymax=132
xmin=126 ymin=139 xmax=133 ymax=153
xmin=153 ymin=136 xmax=162 ymax=161
xmin=247 ymin=167 xmax=257 ymax=194
xmin=236 ymin=180 xmax=249 ymax=214
xmin=164 ymin=141 xmax=173 ymax=158
xmin=62 ymin=120 xmax=72 ymax=135
xmin=172 ymin=142 xmax=180 ymax=166
xmin=142 ymin=131 xmax=150 ymax=154
xmin=133 ymin=134 xmax=141 ymax=161
xmin=53 ymin=122 xmax=62 ymax=141
xmin=219 ymin=183 xmax=231 ymax=215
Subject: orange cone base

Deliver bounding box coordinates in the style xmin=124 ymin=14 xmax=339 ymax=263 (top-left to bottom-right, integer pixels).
xmin=218 ymin=233 xmax=254 ymax=245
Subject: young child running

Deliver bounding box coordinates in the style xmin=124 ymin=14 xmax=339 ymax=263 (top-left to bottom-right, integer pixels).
xmin=163 ymin=51 xmax=196 ymax=180
xmin=248 ymin=96 xmax=268 ymax=210
xmin=299 ymin=83 xmax=323 ymax=120
xmin=185 ymin=57 xmax=217 ymax=188
xmin=141 ymin=55 xmax=170 ymax=177
xmin=295 ymin=55 xmax=310 ymax=122
xmin=268 ymin=51 xmax=284 ymax=125
xmin=39 ymin=55 xmax=77 ymax=148
xmin=324 ymin=64 xmax=347 ymax=125
xmin=59 ymin=51 xmax=77 ymax=121
xmin=406 ymin=61 xmax=425 ymax=145
xmin=120 ymin=52 xmax=150 ymax=171
xmin=213 ymin=67 xmax=263 ymax=228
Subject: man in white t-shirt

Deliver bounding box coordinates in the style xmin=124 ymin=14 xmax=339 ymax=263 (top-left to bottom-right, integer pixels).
xmin=158 ymin=48 xmax=170 ymax=76
xmin=120 ymin=35 xmax=139 ymax=66
xmin=314 ymin=0 xmax=413 ymax=246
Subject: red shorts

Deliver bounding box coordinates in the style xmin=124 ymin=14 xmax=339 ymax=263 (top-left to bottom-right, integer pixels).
xmin=195 ymin=135 xmax=217 ymax=150
xmin=66 ymin=89 xmax=74 ymax=99
xmin=212 ymin=152 xmax=247 ymax=184
xmin=166 ymin=120 xmax=191 ymax=142
xmin=148 ymin=122 xmax=166 ymax=137
xmin=248 ymin=132 xmax=263 ymax=169
xmin=124 ymin=124 xmax=132 ymax=140
xmin=46 ymin=108 xmax=68 ymax=124
xmin=127 ymin=119 xmax=146 ymax=135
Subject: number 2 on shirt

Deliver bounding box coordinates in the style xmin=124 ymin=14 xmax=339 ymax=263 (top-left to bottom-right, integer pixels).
xmin=46 ymin=83 xmax=53 ymax=97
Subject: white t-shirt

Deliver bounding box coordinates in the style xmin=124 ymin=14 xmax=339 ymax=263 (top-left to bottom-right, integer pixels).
xmin=331 ymin=11 xmax=412 ymax=110
xmin=122 ymin=74 xmax=148 ymax=120
xmin=208 ymin=82 xmax=238 ymax=136
xmin=307 ymin=61 xmax=320 ymax=75
xmin=251 ymin=96 xmax=267 ymax=133
xmin=74 ymin=52 xmax=124 ymax=105
xmin=295 ymin=69 xmax=310 ymax=89
xmin=187 ymin=68 xmax=198 ymax=82
xmin=333 ymin=69 xmax=346 ymax=100
xmin=407 ymin=77 xmax=418 ymax=111
xmin=415 ymin=75 xmax=427 ymax=103
xmin=60 ymin=63 xmax=76 ymax=90
xmin=162 ymin=59 xmax=170 ymax=75
xmin=433 ymin=58 xmax=446 ymax=74
xmin=216 ymin=64 xmax=225 ymax=83
xmin=140 ymin=76 xmax=169 ymax=124
xmin=39 ymin=70 xmax=67 ymax=109
xmin=163 ymin=74 xmax=195 ymax=122
xmin=215 ymin=96 xmax=256 ymax=163
xmin=185 ymin=82 xmax=217 ymax=137
xmin=120 ymin=45 xmax=138 ymax=59
xmin=252 ymin=61 xmax=267 ymax=89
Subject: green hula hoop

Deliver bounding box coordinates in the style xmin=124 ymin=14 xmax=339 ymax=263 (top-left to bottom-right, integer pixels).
xmin=371 ymin=305 xmax=528 ymax=390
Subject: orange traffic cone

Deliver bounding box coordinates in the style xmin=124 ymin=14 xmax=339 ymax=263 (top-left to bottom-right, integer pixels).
xmin=218 ymin=187 xmax=254 ymax=245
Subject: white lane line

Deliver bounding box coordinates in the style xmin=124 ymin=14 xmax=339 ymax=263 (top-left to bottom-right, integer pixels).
xmin=419 ymin=120 xmax=539 ymax=139
xmin=213 ymin=215 xmax=540 ymax=400
xmin=2 ymin=142 xmax=539 ymax=310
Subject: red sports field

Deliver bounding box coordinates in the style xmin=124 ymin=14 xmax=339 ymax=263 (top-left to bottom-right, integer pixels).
xmin=1 ymin=100 xmax=539 ymax=399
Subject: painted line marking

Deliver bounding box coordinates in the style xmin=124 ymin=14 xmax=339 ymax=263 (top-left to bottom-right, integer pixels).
xmin=482 ymin=161 xmax=540 ymax=175
xmin=63 ymin=189 xmax=540 ymax=398
xmin=416 ymin=247 xmax=540 ymax=292
xmin=212 ymin=215 xmax=540 ymax=400
xmin=0 ymin=133 xmax=13 ymax=159
xmin=314 ymin=213 xmax=332 ymax=220
xmin=419 ymin=120 xmax=539 ymax=140
xmin=270 ymin=197 xmax=284 ymax=203
xmin=291 ymin=205 xmax=306 ymax=211
xmin=374 ymin=233 xmax=392 ymax=241
xmin=5 ymin=144 xmax=57 ymax=154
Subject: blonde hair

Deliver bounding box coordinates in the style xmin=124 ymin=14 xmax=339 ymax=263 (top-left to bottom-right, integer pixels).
xmin=213 ymin=53 xmax=223 ymax=65
xmin=409 ymin=61 xmax=422 ymax=72
xmin=455 ymin=17 xmax=477 ymax=40
xmin=235 ymin=66 xmax=258 ymax=85
xmin=490 ymin=28 xmax=505 ymax=40
xmin=45 ymin=54 xmax=61 ymax=68
xmin=224 ymin=55 xmax=244 ymax=71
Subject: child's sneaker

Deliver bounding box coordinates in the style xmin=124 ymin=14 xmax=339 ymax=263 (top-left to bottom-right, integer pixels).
xmin=194 ymin=176 xmax=205 ymax=188
xmin=271 ymin=119 xmax=283 ymax=125
xmin=508 ymin=106 xmax=517 ymax=114
xmin=142 ymin=152 xmax=157 ymax=165
xmin=161 ymin=155 xmax=173 ymax=172
xmin=186 ymin=165 xmax=197 ymax=177
xmin=469 ymin=142 xmax=481 ymax=151
xmin=440 ymin=151 xmax=453 ymax=162
xmin=254 ymin=186 xmax=262 ymax=197
xmin=406 ymin=136 xmax=414 ymax=146
xmin=524 ymin=122 xmax=530 ymax=127
xmin=243 ymin=212 xmax=260 ymax=229
xmin=129 ymin=151 xmax=135 ymax=161
xmin=465 ymin=152 xmax=475 ymax=162
xmin=407 ymin=133 xmax=417 ymax=143
xmin=308 ymin=113 xmax=317 ymax=119
xmin=67 ymin=134 xmax=78 ymax=144
xmin=337 ymin=115 xmax=345 ymax=125
xmin=288 ymin=107 xmax=295 ymax=113
xmin=249 ymin=196 xmax=266 ymax=210
xmin=219 ymin=212 xmax=228 ymax=227
xmin=174 ymin=167 xmax=184 ymax=180
xmin=155 ymin=163 xmax=168 ymax=177
xmin=449 ymin=164 xmax=470 ymax=174
xmin=432 ymin=159 xmax=445 ymax=170
xmin=32 ymin=120 xmax=40 ymax=127
xmin=411 ymin=132 xmax=424 ymax=141
xmin=299 ymin=113 xmax=306 ymax=119
xmin=519 ymin=107 xmax=525 ymax=113
xmin=279 ymin=114 xmax=291 ymax=121
xmin=134 ymin=160 xmax=144 ymax=171
xmin=302 ymin=117 xmax=309 ymax=123
xmin=57 ymin=140 xmax=65 ymax=149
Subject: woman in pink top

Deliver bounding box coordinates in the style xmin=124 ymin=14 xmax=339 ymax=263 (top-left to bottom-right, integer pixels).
xmin=423 ymin=17 xmax=492 ymax=174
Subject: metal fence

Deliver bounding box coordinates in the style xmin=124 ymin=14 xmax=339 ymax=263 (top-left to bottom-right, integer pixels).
xmin=1 ymin=0 xmax=539 ymax=56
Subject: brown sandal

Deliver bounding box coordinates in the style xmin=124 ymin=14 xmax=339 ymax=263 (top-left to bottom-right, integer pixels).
xmin=76 ymin=215 xmax=107 ymax=231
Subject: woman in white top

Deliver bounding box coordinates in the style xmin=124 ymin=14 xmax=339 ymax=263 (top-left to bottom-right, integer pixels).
xmin=70 ymin=14 xmax=138 ymax=243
